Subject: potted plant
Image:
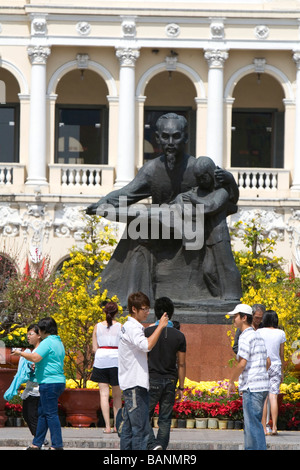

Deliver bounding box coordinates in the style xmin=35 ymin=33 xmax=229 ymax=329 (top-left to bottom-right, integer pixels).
xmin=173 ymin=399 xmax=193 ymax=428
xmin=5 ymin=395 xmax=23 ymax=427
xmin=0 ymin=257 xmax=56 ymax=427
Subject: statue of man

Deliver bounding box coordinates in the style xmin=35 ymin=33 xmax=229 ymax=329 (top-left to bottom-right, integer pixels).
xmin=86 ymin=113 xmax=240 ymax=306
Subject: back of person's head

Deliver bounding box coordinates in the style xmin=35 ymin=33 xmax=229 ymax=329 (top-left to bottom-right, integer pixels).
xmin=127 ymin=291 xmax=150 ymax=314
xmin=103 ymin=301 xmax=119 ymax=328
xmin=262 ymin=310 xmax=279 ymax=328
xmin=154 ymin=297 xmax=174 ymax=320
xmin=38 ymin=317 xmax=58 ymax=335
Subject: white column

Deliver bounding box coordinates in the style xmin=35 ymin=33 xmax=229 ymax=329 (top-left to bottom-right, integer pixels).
xmin=114 ymin=46 xmax=140 ymax=188
xmin=26 ymin=45 xmax=51 ymax=186
xmin=292 ymin=52 xmax=300 ymax=190
xmin=204 ymin=49 xmax=228 ymax=168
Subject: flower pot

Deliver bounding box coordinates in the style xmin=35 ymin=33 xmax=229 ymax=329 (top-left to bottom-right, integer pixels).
xmin=218 ymin=419 xmax=228 ymax=430
xmin=195 ymin=417 xmax=208 ymax=429
xmin=186 ymin=418 xmax=195 ymax=429
xmin=177 ymin=418 xmax=186 ymax=428
xmin=5 ymin=417 xmax=15 ymax=427
xmin=227 ymin=420 xmax=234 ymax=429
xmin=0 ymin=367 xmax=18 ymax=427
xmin=4 ymin=348 xmax=21 ymax=367
xmin=14 ymin=417 xmax=23 ymax=427
xmin=171 ymin=418 xmax=177 ymax=428
xmin=59 ymin=388 xmax=100 ymax=427
xmin=234 ymin=420 xmax=243 ymax=429
xmin=207 ymin=418 xmax=218 ymax=429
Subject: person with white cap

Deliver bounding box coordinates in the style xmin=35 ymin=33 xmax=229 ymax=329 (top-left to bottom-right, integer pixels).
xmin=227 ymin=304 xmax=270 ymax=450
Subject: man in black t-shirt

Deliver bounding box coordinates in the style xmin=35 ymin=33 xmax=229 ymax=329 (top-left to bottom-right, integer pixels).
xmin=145 ymin=297 xmax=186 ymax=450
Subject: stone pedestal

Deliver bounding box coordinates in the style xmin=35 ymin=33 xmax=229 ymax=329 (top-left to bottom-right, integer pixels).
xmin=147 ymin=299 xmax=236 ymax=381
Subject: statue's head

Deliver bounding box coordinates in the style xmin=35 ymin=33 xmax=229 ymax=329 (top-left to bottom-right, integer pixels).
xmin=194 ymin=156 xmax=216 ymax=190
xmin=155 ymin=113 xmax=188 ymax=167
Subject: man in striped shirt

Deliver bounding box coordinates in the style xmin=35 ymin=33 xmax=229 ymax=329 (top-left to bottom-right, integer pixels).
xmin=227 ymin=304 xmax=270 ymax=450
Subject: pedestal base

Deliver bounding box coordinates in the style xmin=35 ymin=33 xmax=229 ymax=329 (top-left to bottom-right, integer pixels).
xmin=147 ymin=299 xmax=237 ymax=381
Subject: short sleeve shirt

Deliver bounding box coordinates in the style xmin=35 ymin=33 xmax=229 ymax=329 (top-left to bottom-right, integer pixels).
xmin=237 ymin=327 xmax=269 ymax=392
xmin=35 ymin=335 xmax=65 ymax=384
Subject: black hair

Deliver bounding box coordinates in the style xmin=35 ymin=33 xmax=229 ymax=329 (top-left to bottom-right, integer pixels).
xmin=128 ymin=291 xmax=150 ymax=314
xmin=262 ymin=310 xmax=279 ymax=328
xmin=27 ymin=324 xmax=39 ymax=334
xmin=154 ymin=297 xmax=174 ymax=320
xmin=239 ymin=312 xmax=253 ymax=326
xmin=103 ymin=301 xmax=119 ymax=328
xmin=38 ymin=317 xmax=58 ymax=335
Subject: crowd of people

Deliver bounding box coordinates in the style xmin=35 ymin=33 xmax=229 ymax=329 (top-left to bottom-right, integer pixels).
xmin=5 ymin=295 xmax=286 ymax=452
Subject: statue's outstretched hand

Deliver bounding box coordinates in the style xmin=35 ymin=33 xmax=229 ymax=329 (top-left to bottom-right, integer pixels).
xmin=85 ymin=203 xmax=98 ymax=215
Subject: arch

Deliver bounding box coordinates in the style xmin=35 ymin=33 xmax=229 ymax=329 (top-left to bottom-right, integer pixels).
xmin=0 ymin=59 xmax=29 ymax=95
xmin=51 ymin=255 xmax=71 ymax=275
xmin=136 ymin=61 xmax=206 ymax=99
xmin=225 ymin=63 xmax=294 ymax=101
xmin=47 ymin=59 xmax=118 ymax=97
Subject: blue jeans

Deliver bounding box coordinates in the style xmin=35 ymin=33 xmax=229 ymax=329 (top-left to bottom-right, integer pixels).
xmin=33 ymin=382 xmax=65 ymax=449
xmin=242 ymin=388 xmax=268 ymax=450
xmin=120 ymin=386 xmax=149 ymax=450
xmin=148 ymin=378 xmax=176 ymax=450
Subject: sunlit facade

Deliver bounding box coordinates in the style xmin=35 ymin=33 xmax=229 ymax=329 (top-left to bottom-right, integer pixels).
xmin=0 ymin=0 xmax=300 ymax=276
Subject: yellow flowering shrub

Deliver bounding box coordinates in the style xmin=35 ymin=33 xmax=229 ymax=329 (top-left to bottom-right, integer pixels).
xmin=51 ymin=215 xmax=127 ymax=388
xmin=231 ymin=218 xmax=300 ymax=367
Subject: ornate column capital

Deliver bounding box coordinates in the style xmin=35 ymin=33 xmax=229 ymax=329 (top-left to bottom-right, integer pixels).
xmin=115 ymin=47 xmax=140 ymax=67
xmin=204 ymin=49 xmax=228 ymax=69
xmin=27 ymin=45 xmax=51 ymax=65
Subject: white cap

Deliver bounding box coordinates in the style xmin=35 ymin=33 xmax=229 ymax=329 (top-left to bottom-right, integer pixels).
xmin=227 ymin=303 xmax=252 ymax=316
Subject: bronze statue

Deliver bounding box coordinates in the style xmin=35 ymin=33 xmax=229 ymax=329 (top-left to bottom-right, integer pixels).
xmin=86 ymin=113 xmax=242 ymax=307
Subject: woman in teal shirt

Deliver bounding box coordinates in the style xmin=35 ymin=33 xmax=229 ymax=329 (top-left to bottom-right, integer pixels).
xmin=14 ymin=317 xmax=65 ymax=450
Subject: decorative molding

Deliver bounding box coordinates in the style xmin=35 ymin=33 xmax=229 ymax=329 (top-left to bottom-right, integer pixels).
xmin=286 ymin=210 xmax=300 ymax=272
xmin=0 ymin=205 xmax=20 ymax=237
xmin=121 ymin=18 xmax=136 ymax=38
xmin=76 ymin=21 xmax=91 ymax=36
xmin=115 ymin=47 xmax=140 ymax=67
xmin=230 ymin=208 xmax=286 ymax=241
xmin=165 ymin=55 xmax=178 ymax=71
xmin=27 ymin=45 xmax=51 ymax=65
xmin=204 ymin=49 xmax=228 ymax=69
xmin=253 ymin=57 xmax=266 ymax=74
xmin=210 ymin=21 xmax=225 ymax=40
xmin=254 ymin=25 xmax=269 ymax=40
xmin=76 ymin=53 xmax=89 ymax=69
xmin=21 ymin=203 xmax=53 ymax=264
xmin=31 ymin=15 xmax=48 ymax=37
xmin=165 ymin=23 xmax=180 ymax=38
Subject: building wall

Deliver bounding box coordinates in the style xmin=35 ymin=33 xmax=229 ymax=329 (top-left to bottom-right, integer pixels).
xmin=0 ymin=1 xmax=300 ymax=280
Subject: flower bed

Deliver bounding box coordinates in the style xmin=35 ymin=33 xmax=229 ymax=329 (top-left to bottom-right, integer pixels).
xmin=172 ymin=378 xmax=300 ymax=430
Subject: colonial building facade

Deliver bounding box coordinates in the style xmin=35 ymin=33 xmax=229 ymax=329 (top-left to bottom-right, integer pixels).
xmin=0 ymin=0 xmax=300 ymax=277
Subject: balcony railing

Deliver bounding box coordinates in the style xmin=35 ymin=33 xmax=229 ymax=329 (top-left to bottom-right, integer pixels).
xmin=229 ymin=168 xmax=290 ymax=196
xmin=0 ymin=164 xmax=292 ymax=198
xmin=0 ymin=164 xmax=25 ymax=192
xmin=48 ymin=164 xmax=115 ymax=195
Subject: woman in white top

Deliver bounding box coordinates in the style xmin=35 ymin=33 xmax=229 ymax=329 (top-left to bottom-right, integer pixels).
xmin=259 ymin=310 xmax=286 ymax=435
xmin=91 ymin=302 xmax=122 ymax=433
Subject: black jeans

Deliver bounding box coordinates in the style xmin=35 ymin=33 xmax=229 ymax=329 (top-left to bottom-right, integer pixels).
xmin=22 ymin=396 xmax=39 ymax=436
xmin=148 ymin=378 xmax=176 ymax=450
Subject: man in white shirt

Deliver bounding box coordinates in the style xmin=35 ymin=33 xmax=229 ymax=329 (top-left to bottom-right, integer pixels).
xmin=118 ymin=291 xmax=168 ymax=450
xmin=227 ymin=304 xmax=270 ymax=450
